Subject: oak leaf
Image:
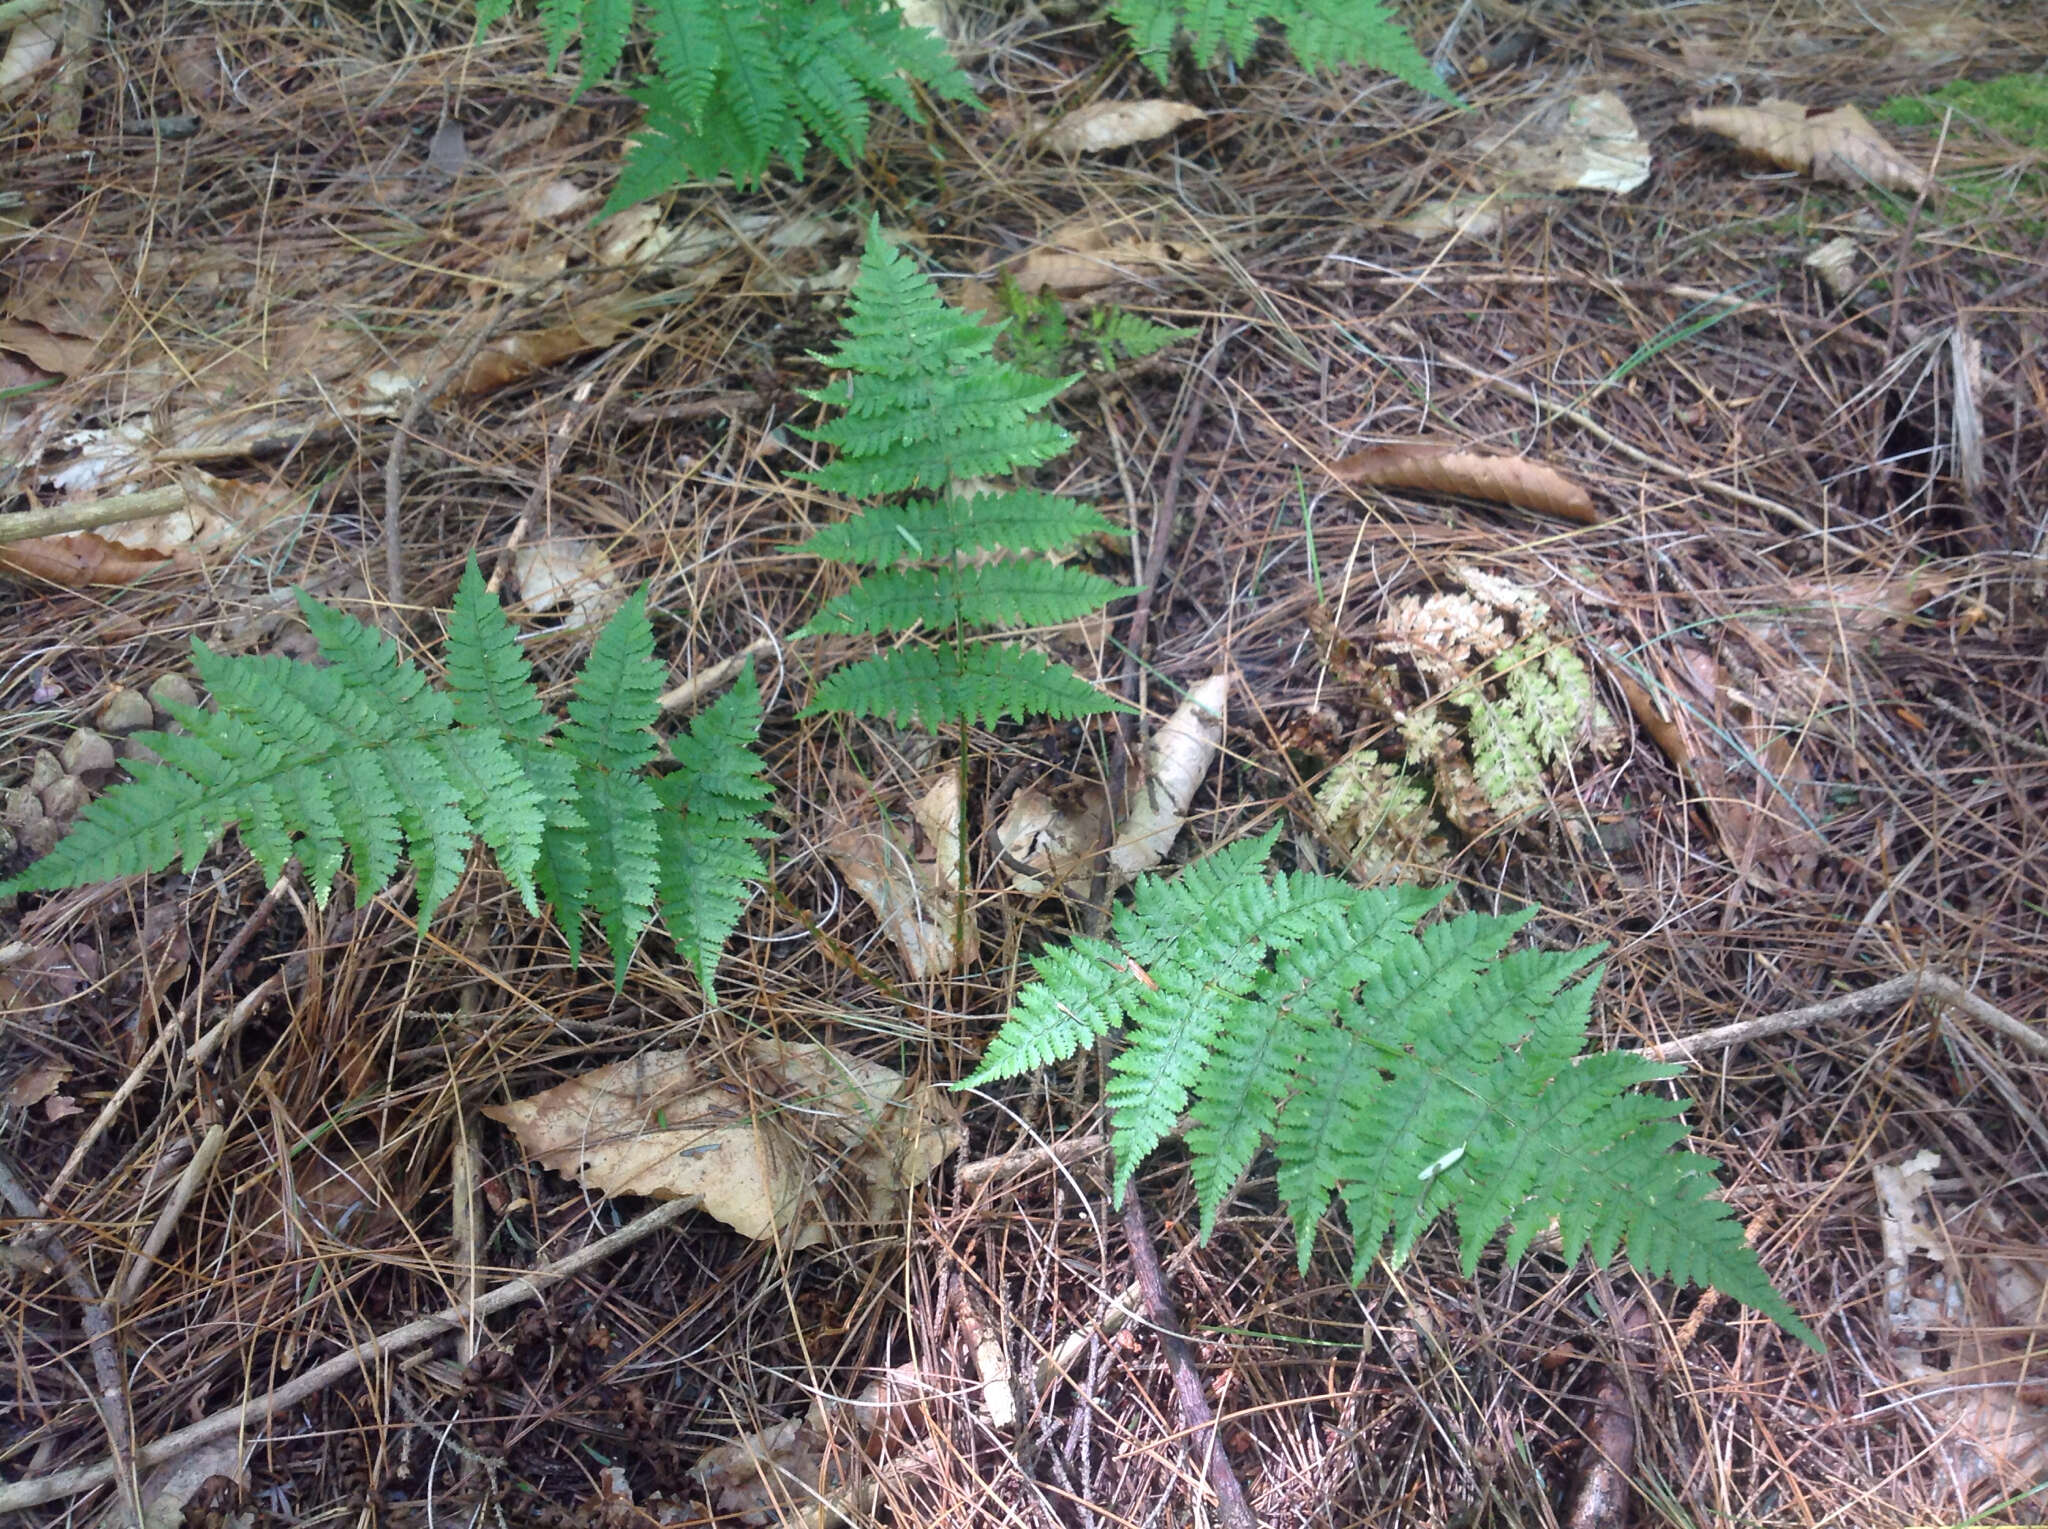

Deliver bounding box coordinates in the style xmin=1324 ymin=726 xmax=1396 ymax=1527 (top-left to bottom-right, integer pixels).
xmin=1683 ymin=99 xmax=1930 ymax=195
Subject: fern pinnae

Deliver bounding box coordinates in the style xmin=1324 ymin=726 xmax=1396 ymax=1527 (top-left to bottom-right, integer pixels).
xmin=968 ymin=838 xmax=1819 ymax=1350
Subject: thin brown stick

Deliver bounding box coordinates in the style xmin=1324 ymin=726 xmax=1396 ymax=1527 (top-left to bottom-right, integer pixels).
xmin=114 ymin=1123 xmax=226 ymax=1310
xmin=1119 ymin=1191 xmax=1258 ymax=1529
xmin=0 ymin=1151 xmax=143 ymax=1527
xmin=0 ymin=485 xmax=187 ymax=545
xmin=1638 ymin=969 xmax=2045 ymax=1065
xmin=47 ymin=0 xmax=101 ymax=137
xmin=0 ymin=1196 xmax=698 ymax=1512
xmin=658 ymin=634 xmax=780 ymax=714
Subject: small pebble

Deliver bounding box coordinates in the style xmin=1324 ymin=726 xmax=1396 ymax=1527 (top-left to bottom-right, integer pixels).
xmin=27 ymin=751 xmax=63 ymax=793
xmin=97 ymin=688 xmax=155 ymax=735
xmin=148 ymin=673 xmax=199 ymax=715
xmin=121 ymin=736 xmax=162 ymax=767
xmin=0 ymin=824 xmax=14 ymax=860
xmin=40 ymin=775 xmax=88 ymax=822
xmin=1 ymin=787 xmax=40 ymax=827
xmin=19 ymin=818 xmax=62 ymax=858
xmin=60 ymin=729 xmax=117 ymax=777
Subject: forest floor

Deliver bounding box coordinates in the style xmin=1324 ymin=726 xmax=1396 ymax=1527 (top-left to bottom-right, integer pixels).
xmin=2 ymin=0 xmax=2046 ymax=1524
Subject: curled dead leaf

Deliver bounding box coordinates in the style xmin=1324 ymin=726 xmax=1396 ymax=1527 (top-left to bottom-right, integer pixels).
xmin=824 ymin=775 xmax=972 ymax=980
xmin=483 ymin=1041 xmax=963 ymax=1248
xmin=1392 ymin=194 xmax=1534 ymax=244
xmin=997 ymin=673 xmax=1228 ymax=896
xmin=1329 ymin=442 xmax=1599 ymax=524
xmin=1007 ymin=216 xmax=1211 ymax=297
xmin=1484 ymin=89 xmax=1651 ymax=194
xmin=1683 ymin=99 xmax=1930 ymax=195
xmin=1036 ymin=100 xmax=1207 ymax=155
xmin=512 ymin=536 xmax=619 ymax=631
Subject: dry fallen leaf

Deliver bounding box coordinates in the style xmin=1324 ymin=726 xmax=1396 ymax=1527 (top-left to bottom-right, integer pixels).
xmin=1391 ymin=193 xmax=1535 ymax=244
xmin=0 ymin=12 xmax=60 ymax=101
xmin=1036 ymin=100 xmax=1207 ymax=154
xmin=1683 ymin=99 xmax=1930 ymax=195
xmin=1486 ymin=89 xmax=1652 ymax=194
xmin=1111 ymin=672 xmax=1229 ymax=880
xmin=1879 ymin=1149 xmax=2048 ymax=1495
xmin=824 ymin=774 xmax=973 ymax=980
xmin=1329 ymin=442 xmax=1599 ymax=524
xmin=1007 ymin=216 xmax=1210 ymax=297
xmin=997 ymin=673 xmax=1228 ymax=895
xmin=694 ymin=1364 xmax=928 ymax=1527
xmin=512 ymin=536 xmax=619 ymax=631
xmin=483 ymin=1041 xmax=962 ymax=1248
xmin=5 ymin=1059 xmax=71 ymax=1108
xmin=1804 ymin=235 xmax=1863 ymax=299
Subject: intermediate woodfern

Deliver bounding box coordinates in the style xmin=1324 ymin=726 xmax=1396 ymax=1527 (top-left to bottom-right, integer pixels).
xmin=0 ymin=559 xmax=771 ymax=994
xmin=474 ymin=0 xmax=974 ymax=208
xmin=1115 ymin=0 xmax=1455 ymax=100
xmin=965 ymin=830 xmax=1819 ymax=1348
xmin=786 ymin=219 xmax=1132 ymax=731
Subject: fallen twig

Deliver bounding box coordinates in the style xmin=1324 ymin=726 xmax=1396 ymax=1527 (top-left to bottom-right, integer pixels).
xmin=0 ymin=1196 xmax=698 ymax=1512
xmin=1638 ymin=969 xmax=2045 ymax=1065
xmin=1120 ymin=1191 xmax=1257 ymax=1529
xmin=0 ymin=485 xmax=187 ymax=546
xmin=0 ymin=1150 xmax=143 ymax=1526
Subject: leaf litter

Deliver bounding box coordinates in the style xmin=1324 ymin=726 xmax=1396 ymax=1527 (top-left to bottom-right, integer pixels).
xmin=3 ymin=0 xmax=2047 ymax=1524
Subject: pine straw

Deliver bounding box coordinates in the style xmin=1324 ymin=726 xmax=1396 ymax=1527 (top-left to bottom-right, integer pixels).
xmin=3 ymin=0 xmax=2046 ymax=1525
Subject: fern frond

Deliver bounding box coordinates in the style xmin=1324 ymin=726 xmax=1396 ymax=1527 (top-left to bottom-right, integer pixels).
xmin=805 ymin=643 xmax=1128 ymax=728
xmin=794 ymin=221 xmax=1132 ymax=732
xmin=1087 ymin=307 xmax=1196 ymax=365
xmin=799 ymin=226 xmax=1076 ymax=497
xmin=967 ymin=840 xmax=1819 ymax=1350
xmin=655 ymin=664 xmax=772 ymax=996
xmin=536 ymin=0 xmax=584 ymax=65
xmin=792 ymin=491 xmax=1115 ymax=568
xmin=799 ymin=562 xmax=1124 ymax=638
xmin=1111 ymin=0 xmax=1455 ymax=103
xmin=962 ymin=935 xmax=1134 ymax=1083
xmin=4 ymin=567 xmax=769 ymax=994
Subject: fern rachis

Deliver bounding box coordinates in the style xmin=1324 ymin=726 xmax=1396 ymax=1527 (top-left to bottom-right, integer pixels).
xmin=0 ymin=559 xmax=771 ymax=995
xmin=965 ymin=831 xmax=1819 ymax=1349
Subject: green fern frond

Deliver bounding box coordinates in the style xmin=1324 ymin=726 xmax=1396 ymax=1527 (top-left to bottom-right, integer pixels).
xmin=806 ymin=643 xmax=1128 ymax=728
xmin=2 ymin=562 xmax=769 ymax=995
xmin=639 ymin=0 xmax=723 ymax=122
xmin=964 ymin=839 xmax=1819 ymax=1350
xmin=1086 ymin=307 xmax=1196 ymax=366
xmin=655 ymin=662 xmax=772 ymax=996
xmin=792 ymin=220 xmax=1131 ymax=732
xmin=535 ymin=0 xmax=584 ymax=65
xmin=1112 ymin=0 xmax=1454 ymax=103
xmin=586 ymin=0 xmax=973 ymax=209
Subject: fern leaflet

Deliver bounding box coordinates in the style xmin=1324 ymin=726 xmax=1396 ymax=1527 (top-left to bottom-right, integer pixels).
xmin=963 ymin=837 xmax=1819 ymax=1350
xmin=655 ymin=662 xmax=773 ymax=997
xmin=0 ymin=558 xmax=769 ymax=994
